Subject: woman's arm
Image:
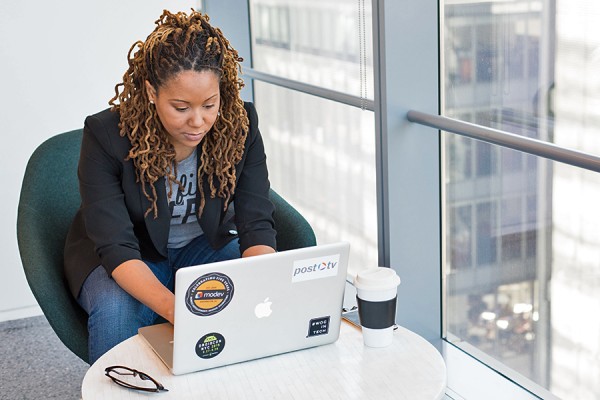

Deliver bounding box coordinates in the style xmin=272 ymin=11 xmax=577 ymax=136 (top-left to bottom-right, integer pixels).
xmin=111 ymin=260 xmax=175 ymax=324
xmin=79 ymin=113 xmax=174 ymax=321
xmin=78 ymin=113 xmax=145 ymax=274
xmin=113 ymin=246 xmax=275 ymax=325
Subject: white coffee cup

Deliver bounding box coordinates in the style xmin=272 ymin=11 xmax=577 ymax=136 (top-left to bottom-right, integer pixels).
xmin=353 ymin=267 xmax=401 ymax=347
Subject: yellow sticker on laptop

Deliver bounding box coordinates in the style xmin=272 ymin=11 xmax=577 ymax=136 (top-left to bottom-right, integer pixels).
xmin=185 ymin=272 xmax=235 ymax=316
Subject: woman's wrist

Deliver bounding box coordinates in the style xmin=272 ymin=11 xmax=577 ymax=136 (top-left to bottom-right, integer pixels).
xmin=159 ymin=295 xmax=175 ymax=325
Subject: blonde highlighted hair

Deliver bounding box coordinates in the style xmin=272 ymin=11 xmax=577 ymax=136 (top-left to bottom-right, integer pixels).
xmin=109 ymin=9 xmax=248 ymax=218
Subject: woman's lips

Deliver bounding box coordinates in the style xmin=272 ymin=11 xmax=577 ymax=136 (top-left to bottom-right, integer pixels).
xmin=183 ymin=132 xmax=204 ymax=140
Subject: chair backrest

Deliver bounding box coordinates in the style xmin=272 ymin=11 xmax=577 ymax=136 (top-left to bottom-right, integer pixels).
xmin=269 ymin=190 xmax=316 ymax=251
xmin=17 ymin=129 xmax=316 ymax=365
xmin=17 ymin=129 xmax=89 ymax=363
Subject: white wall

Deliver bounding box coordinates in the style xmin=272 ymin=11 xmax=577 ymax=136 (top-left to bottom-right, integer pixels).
xmin=0 ymin=0 xmax=199 ymax=321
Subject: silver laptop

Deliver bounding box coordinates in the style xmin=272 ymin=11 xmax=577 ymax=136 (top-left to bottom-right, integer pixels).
xmin=139 ymin=242 xmax=350 ymax=375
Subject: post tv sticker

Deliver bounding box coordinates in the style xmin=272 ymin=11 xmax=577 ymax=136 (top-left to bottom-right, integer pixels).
xmin=292 ymin=254 xmax=340 ymax=283
xmin=185 ymin=272 xmax=234 ymax=316
xmin=196 ymin=333 xmax=225 ymax=359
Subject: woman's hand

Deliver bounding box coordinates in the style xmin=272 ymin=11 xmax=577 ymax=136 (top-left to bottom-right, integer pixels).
xmin=242 ymin=245 xmax=276 ymax=258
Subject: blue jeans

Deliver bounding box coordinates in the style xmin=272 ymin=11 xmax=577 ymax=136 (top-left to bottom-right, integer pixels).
xmin=77 ymin=235 xmax=240 ymax=364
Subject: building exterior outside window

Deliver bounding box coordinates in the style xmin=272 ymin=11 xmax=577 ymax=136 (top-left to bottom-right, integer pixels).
xmin=443 ymin=1 xmax=600 ymax=398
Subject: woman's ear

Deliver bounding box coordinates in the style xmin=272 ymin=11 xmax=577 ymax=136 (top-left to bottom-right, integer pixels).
xmin=145 ymin=80 xmax=157 ymax=104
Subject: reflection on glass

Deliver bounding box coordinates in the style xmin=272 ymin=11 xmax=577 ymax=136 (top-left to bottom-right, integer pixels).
xmin=253 ymin=81 xmax=377 ymax=274
xmin=249 ymin=0 xmax=374 ymax=99
xmin=444 ymin=1 xmax=600 ymax=398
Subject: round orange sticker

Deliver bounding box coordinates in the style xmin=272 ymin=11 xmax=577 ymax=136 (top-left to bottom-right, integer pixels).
xmin=185 ymin=273 xmax=234 ymax=316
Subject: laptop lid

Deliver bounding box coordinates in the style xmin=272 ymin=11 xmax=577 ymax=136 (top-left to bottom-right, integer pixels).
xmin=140 ymin=242 xmax=350 ymax=375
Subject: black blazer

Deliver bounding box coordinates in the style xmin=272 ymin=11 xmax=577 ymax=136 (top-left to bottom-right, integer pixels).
xmin=64 ymin=102 xmax=276 ymax=297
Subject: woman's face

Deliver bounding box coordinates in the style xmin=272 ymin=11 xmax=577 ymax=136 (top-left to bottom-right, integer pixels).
xmin=146 ymin=70 xmax=221 ymax=161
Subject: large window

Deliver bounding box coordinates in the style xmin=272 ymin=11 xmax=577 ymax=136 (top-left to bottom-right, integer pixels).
xmin=250 ymin=0 xmax=374 ymax=97
xmin=253 ymin=83 xmax=377 ymax=273
xmin=208 ymin=0 xmax=600 ymax=397
xmin=248 ymin=0 xmax=377 ymax=276
xmin=443 ymin=0 xmax=600 ymax=398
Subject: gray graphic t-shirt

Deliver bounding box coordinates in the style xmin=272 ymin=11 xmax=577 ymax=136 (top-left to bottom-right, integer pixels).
xmin=166 ymin=151 xmax=203 ymax=248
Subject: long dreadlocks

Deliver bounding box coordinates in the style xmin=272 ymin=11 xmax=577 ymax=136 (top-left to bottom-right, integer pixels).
xmin=109 ymin=9 xmax=248 ymax=218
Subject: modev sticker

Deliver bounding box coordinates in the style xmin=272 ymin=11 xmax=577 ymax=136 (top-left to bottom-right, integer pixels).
xmin=185 ymin=272 xmax=234 ymax=316
xmin=292 ymin=254 xmax=340 ymax=283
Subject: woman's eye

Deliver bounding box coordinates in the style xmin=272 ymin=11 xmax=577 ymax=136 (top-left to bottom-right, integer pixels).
xmin=175 ymin=107 xmax=188 ymax=112
xmin=204 ymin=104 xmax=215 ymax=109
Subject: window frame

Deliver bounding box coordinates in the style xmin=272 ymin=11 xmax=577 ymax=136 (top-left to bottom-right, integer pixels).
xmin=202 ymin=0 xmax=552 ymax=398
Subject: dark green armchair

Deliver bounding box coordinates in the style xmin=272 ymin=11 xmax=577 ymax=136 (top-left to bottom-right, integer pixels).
xmin=17 ymin=129 xmax=316 ymax=364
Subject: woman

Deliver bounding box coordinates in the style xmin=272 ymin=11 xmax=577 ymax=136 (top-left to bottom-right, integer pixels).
xmin=64 ymin=9 xmax=276 ymax=364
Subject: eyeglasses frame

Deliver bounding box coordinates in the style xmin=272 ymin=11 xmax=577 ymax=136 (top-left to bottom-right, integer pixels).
xmin=104 ymin=365 xmax=168 ymax=393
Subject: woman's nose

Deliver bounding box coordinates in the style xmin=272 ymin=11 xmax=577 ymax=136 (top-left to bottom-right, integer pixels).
xmin=188 ymin=109 xmax=205 ymax=129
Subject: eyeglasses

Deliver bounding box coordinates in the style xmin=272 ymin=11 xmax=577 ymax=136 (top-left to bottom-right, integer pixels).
xmin=105 ymin=365 xmax=168 ymax=393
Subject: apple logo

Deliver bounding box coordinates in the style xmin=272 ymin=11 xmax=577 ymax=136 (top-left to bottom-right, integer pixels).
xmin=254 ymin=297 xmax=273 ymax=318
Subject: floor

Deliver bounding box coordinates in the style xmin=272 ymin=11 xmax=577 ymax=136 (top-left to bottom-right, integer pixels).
xmin=0 ymin=315 xmax=88 ymax=400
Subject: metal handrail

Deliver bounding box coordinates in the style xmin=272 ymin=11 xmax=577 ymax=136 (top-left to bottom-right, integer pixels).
xmin=407 ymin=110 xmax=600 ymax=173
xmin=243 ymin=68 xmax=375 ymax=111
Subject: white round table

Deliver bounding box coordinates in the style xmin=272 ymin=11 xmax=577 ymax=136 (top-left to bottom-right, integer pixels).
xmin=82 ymin=321 xmax=446 ymax=399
